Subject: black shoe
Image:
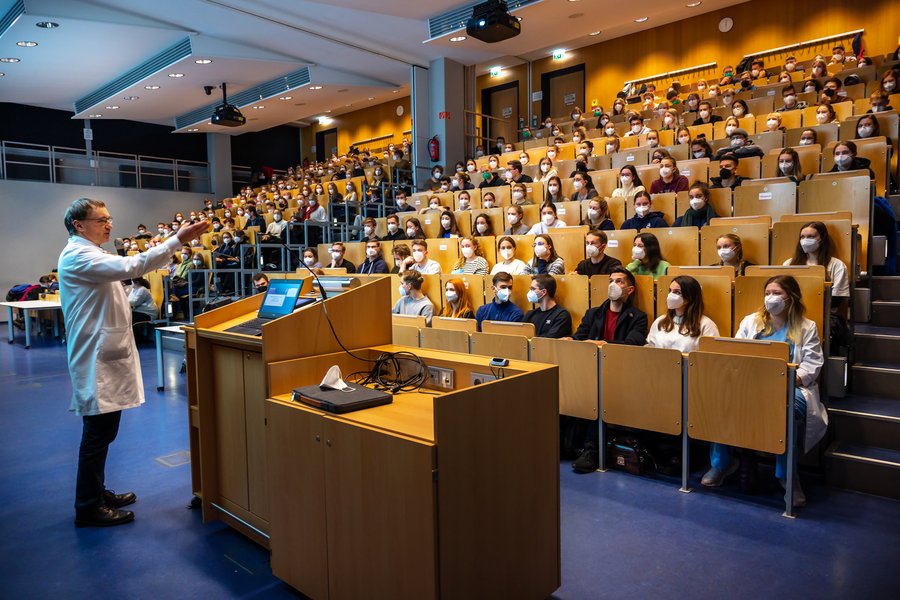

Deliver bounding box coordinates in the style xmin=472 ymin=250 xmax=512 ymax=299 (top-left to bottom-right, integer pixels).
xmin=103 ymin=489 xmax=137 ymax=508
xmin=75 ymin=505 xmax=134 ymax=527
xmin=572 ymin=445 xmax=600 ymax=474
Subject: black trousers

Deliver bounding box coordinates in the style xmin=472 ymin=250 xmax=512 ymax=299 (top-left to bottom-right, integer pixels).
xmin=75 ymin=410 xmax=122 ymax=512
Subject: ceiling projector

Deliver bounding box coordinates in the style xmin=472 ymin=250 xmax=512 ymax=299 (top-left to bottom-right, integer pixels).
xmin=466 ymin=0 xmax=521 ymax=43
xmin=210 ymin=82 xmax=246 ymax=127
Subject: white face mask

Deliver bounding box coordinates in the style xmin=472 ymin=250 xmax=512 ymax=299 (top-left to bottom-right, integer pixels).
xmin=573 ymin=180 xmax=584 ymax=191
xmin=631 ymin=125 xmax=642 ymax=134
xmin=489 ymin=160 xmax=498 ymax=169
xmin=632 ymin=246 xmax=645 ymax=260
xmin=699 ymin=110 xmax=709 ymax=119
xmin=605 ymin=128 xmax=616 ymax=136
xmin=834 ymin=154 xmax=852 ymax=168
xmin=495 ymin=288 xmax=511 ymax=302
xmin=476 ymin=223 xmax=488 ymax=234
xmin=588 ymin=208 xmax=599 ymax=220
xmin=387 ymin=222 xmax=398 ymax=233
xmin=412 ymin=250 xmax=425 ymax=262
xmin=507 ymin=213 xmax=518 ymax=224
xmin=857 ymin=126 xmax=874 ymax=137
xmin=767 ymin=119 xmax=779 ymax=129
xmin=366 ymin=248 xmax=378 ymax=258
xmin=540 ymin=164 xmax=550 ymax=173
xmin=784 ymin=94 xmax=797 ymax=106
xmin=431 ymin=203 xmax=440 ymax=210
xmin=692 ymin=150 xmax=705 ymax=159
xmin=779 ymin=161 xmax=794 ymax=173
xmin=541 ymin=214 xmax=555 ymax=226
xmin=512 ymin=191 xmax=525 ymax=201
xmin=689 ymin=197 xmax=705 ymax=211
xmin=666 ymin=292 xmax=684 ymax=310
xmin=635 ymin=205 xmax=650 ymax=218
xmin=799 ymin=138 xmax=814 ymax=146
xmin=407 ymin=228 xmax=417 ymax=238
xmin=884 ymin=81 xmax=896 ymax=92
xmin=678 ymin=136 xmax=690 ymax=145
xmin=606 ymin=144 xmax=616 ymax=154
xmin=461 ymin=245 xmax=474 ymax=258
xmin=620 ymin=175 xmax=632 ymax=186
xmin=688 ymin=100 xmax=698 ymax=109
xmin=440 ymin=185 xmax=450 ymax=192
xmin=648 ymin=138 xmax=659 ymax=148
xmin=274 ymin=214 xmax=282 ymax=221
xmin=459 ymin=199 xmax=469 ymax=209
xmin=441 ymin=218 xmax=451 ymax=228
xmin=659 ymin=166 xmax=673 ymax=178
xmin=533 ymin=243 xmax=549 ymax=257
xmin=664 ymin=116 xmax=674 ymax=126
xmin=607 ymin=281 xmax=623 ymax=301
xmin=548 ymin=185 xmax=559 ymax=194
xmin=364 ymin=226 xmax=373 ymax=236
xmin=520 ymin=156 xmax=529 ymax=164
xmin=503 ymin=171 xmax=514 ymax=181
xmin=445 ymin=290 xmax=458 ymax=303
xmin=585 ymin=244 xmax=599 ymax=258
xmin=730 ymin=137 xmax=743 ymax=148
xmin=717 ymin=247 xmax=735 ymax=262
xmin=467 ymin=164 xmax=476 ymax=172
xmin=483 ymin=200 xmax=494 ymax=209
xmin=500 ymin=248 xmax=514 ymax=260
xmin=547 ymin=151 xmax=557 ymax=159
xmin=765 ymin=295 xmax=785 ymax=316
xmin=573 ymin=136 xmax=582 ymax=143
xmin=816 ymin=112 xmax=829 ymax=124
xmin=330 ymin=251 xmax=342 ymax=260
xmin=800 ymin=237 xmax=820 ymax=254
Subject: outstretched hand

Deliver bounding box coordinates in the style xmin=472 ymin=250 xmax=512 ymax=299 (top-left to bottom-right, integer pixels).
xmin=176 ymin=220 xmax=211 ymax=244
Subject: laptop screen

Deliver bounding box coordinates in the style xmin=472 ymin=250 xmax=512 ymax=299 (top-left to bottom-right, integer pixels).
xmin=257 ymin=279 xmax=303 ymax=320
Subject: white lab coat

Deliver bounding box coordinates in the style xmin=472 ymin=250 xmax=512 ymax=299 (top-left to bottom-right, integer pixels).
xmin=735 ymin=314 xmax=827 ymax=452
xmin=58 ymin=234 xmax=183 ymax=416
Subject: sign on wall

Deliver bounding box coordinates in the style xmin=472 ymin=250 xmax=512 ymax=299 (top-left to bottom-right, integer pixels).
xmin=564 ymin=93 xmax=576 ymax=106
xmin=501 ymin=106 xmax=513 ymax=118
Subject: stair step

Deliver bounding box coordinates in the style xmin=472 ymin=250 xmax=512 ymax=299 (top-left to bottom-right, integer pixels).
xmin=853 ymin=333 xmax=900 ymax=368
xmin=825 ymin=442 xmax=900 ymax=500
xmin=872 ymin=301 xmax=900 ymax=327
xmin=851 ymin=365 xmax=900 ymax=399
xmin=854 ymin=323 xmax=900 ymax=337
xmin=829 ymin=395 xmax=900 ymax=451
xmin=871 ymin=277 xmax=900 ymax=301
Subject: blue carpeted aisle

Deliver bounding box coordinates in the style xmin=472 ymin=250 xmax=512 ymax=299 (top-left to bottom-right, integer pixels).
xmin=1 ymin=323 xmax=898 ymax=599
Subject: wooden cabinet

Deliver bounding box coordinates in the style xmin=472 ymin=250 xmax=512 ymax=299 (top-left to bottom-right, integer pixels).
xmin=267 ymin=401 xmax=437 ymax=600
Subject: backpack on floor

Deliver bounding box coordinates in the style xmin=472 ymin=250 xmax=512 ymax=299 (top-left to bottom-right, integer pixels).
xmin=6 ymin=284 xmax=41 ymax=302
xmin=607 ymin=436 xmax=658 ymax=476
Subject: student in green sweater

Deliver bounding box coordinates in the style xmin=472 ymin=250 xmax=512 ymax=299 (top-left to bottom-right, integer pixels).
xmin=626 ymin=232 xmax=670 ymax=280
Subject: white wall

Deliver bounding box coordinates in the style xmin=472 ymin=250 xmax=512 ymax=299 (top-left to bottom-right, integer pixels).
xmin=0 ymin=179 xmax=210 ymax=317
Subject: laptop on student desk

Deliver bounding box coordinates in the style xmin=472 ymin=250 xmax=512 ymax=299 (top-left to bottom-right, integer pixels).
xmin=224 ymin=279 xmax=305 ymax=336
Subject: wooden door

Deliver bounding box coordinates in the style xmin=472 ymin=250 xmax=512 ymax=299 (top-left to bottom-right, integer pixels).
xmin=549 ymin=70 xmax=585 ymax=119
xmin=486 ymin=84 xmax=518 ymax=148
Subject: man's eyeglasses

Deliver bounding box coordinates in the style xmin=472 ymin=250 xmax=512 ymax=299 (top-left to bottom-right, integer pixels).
xmin=80 ymin=217 xmax=113 ymax=225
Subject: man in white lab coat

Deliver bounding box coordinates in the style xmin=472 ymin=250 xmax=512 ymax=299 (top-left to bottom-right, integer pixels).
xmin=58 ymin=198 xmax=208 ymax=527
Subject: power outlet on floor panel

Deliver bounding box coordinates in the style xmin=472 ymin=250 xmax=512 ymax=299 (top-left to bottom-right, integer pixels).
xmin=470 ymin=372 xmax=498 ymax=386
xmin=427 ymin=366 xmax=454 ymax=390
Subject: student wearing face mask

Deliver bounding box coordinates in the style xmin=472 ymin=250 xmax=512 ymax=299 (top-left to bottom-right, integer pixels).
xmin=475 ymin=271 xmax=523 ymax=330
xmin=581 ymin=198 xmax=614 ymax=230
xmin=503 ymin=205 xmax=530 ymax=236
xmin=649 ymin=157 xmax=690 ymax=194
xmin=357 ymin=240 xmax=389 ymax=274
xmin=253 ymin=272 xmax=269 ymax=296
xmin=783 ymin=222 xmax=850 ymax=325
xmin=690 ymin=137 xmax=714 ymax=160
xmin=438 ymin=210 xmax=460 ymax=238
xmin=382 ymin=214 xmax=407 ymax=241
xmin=714 ymin=128 xmax=764 ymax=160
xmin=480 ymin=162 xmax=504 ymax=188
xmin=525 ymin=233 xmax=565 ymax=275
xmin=764 ymin=112 xmax=784 ymax=133
xmin=684 ymin=92 xmax=701 ymax=115
xmin=879 ymin=67 xmax=898 ymax=95
xmin=612 ymin=99 xmax=626 ymax=116
xmin=403 ymin=217 xmax=425 ymax=240
xmin=867 ymin=90 xmax=894 ymax=114
xmin=568 ymin=267 xmax=648 ymax=472
xmin=692 ymin=101 xmax=722 ymax=126
xmin=611 ymin=165 xmax=646 ymax=203
xmin=854 ymin=114 xmax=881 ymax=140
xmin=244 ymin=207 xmax=265 ymax=230
xmin=481 ymin=192 xmax=499 ymax=211
xmin=389 ymin=191 xmax=412 ymax=215
xmin=421 ymin=196 xmax=444 ymax=214
xmin=646 ymin=275 xmax=719 ymax=353
xmin=451 ymin=236 xmax=489 ymax=275
xmin=797 ymin=128 xmax=818 ymax=148
xmin=776 ymin=84 xmax=807 ymax=112
xmin=710 ymin=153 xmax=747 ymax=190
xmin=325 ymin=242 xmax=356 ymax=273
xmin=704 ymin=275 xmax=823 ymax=507
xmin=360 ymin=216 xmax=380 ymax=242
xmin=537 ymin=157 xmax=558 ymax=183
xmin=603 ymin=135 xmax=620 ymax=156
xmin=528 ymin=203 xmax=567 ymax=235
xmin=343 ymin=180 xmax=359 ymax=205
xmin=302 ymin=247 xmax=322 ymax=270
xmin=827 ymin=44 xmax=855 ymax=66
xmin=774 ymin=148 xmax=805 ymax=183
xmin=570 ymin=172 xmax=599 ymax=202
xmin=674 ymin=127 xmax=692 ymax=147
xmin=674 ymin=182 xmax=718 ymax=228
xmin=510 ymin=183 xmax=533 ymax=206
xmin=400 ymin=240 xmax=440 ymax=275
xmin=441 ymin=278 xmax=476 ymax=319
xmin=426 ymin=166 xmax=445 ymax=191
xmin=491 ymin=236 xmax=528 ymax=275
xmin=625 ymin=115 xmax=650 ymax=137
xmin=457 ymin=190 xmax=473 ymax=211
xmin=829 ymin=141 xmax=875 ymax=180
xmin=505 ymin=160 xmax=532 ymax=184
xmin=572 ymin=230 xmax=622 ymax=276
xmin=392 ymin=271 xmax=435 ymax=326
xmin=522 ymin=274 xmax=572 ymax=339
xmin=620 ymin=191 xmax=668 ymax=231
xmin=627 ymin=232 xmax=669 ymax=280
xmin=213 ymin=230 xmax=240 ymax=284
xmin=390 ymin=244 xmax=410 ymax=274
xmin=712 ymin=233 xmax=754 ymax=275
xmin=473 ymin=213 xmax=494 ymax=237
xmin=644 ymin=130 xmax=661 ymax=149
xmin=813 ymin=102 xmax=838 ymax=126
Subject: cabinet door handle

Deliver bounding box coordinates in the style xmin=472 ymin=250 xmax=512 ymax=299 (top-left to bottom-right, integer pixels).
xmin=315 ymin=434 xmax=321 ymax=442
xmin=325 ymin=439 xmax=332 ymax=447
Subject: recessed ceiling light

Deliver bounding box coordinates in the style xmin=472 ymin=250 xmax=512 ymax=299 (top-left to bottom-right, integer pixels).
xmin=35 ymin=21 xmax=59 ymax=29
xmin=634 ymin=17 xmax=649 ymax=22
xmin=324 ymin=110 xmax=331 ymax=113
xmin=278 ymin=95 xmax=292 ymax=100
xmin=393 ymin=89 xmax=399 ymax=93
xmin=194 ymin=59 xmax=212 ymax=64
xmin=687 ymin=1 xmax=702 ymax=6
xmin=309 ymin=85 xmax=323 ymax=90
xmin=0 ymin=58 xmax=20 ymax=63
xmin=187 ymin=128 xmax=199 ymax=132
xmin=252 ymin=105 xmax=265 ymax=109
xmin=589 ymin=31 xmax=601 ymax=36
xmin=144 ymin=85 xmax=160 ymax=90
xmin=105 ymin=105 xmax=119 ymax=110
xmin=168 ymin=73 xmax=184 ymax=78
xmin=16 ymin=41 xmax=38 ymax=47
xmin=88 ymin=114 xmax=102 ymax=118
xmin=123 ymin=96 xmax=139 ymax=100
xmin=368 ymin=97 xmax=375 ymax=100
xmin=449 ymin=36 xmax=466 ymax=42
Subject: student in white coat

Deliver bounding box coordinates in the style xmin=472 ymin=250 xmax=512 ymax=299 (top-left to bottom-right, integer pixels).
xmin=58 ymin=198 xmax=208 ymax=527
xmin=701 ymin=275 xmax=824 ymax=507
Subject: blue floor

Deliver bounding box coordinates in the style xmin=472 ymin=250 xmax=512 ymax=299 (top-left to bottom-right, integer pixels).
xmin=1 ymin=324 xmax=899 ymax=599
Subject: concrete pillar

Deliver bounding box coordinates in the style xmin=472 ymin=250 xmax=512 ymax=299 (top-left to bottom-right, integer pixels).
xmin=206 ymin=133 xmax=232 ymax=197
xmin=410 ymin=58 xmax=466 ymax=191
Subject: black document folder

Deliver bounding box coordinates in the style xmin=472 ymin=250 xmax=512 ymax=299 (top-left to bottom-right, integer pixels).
xmin=291 ymin=384 xmax=393 ymax=414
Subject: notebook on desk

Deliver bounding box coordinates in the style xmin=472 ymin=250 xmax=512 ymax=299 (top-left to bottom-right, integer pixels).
xmin=291 ymin=384 xmax=393 ymax=414
xmin=223 ymin=279 xmax=307 ymax=336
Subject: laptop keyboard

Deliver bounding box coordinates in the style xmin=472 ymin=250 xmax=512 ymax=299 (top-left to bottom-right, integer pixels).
xmin=224 ymin=317 xmax=269 ymax=335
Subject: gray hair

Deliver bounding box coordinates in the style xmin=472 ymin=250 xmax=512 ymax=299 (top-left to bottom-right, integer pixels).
xmin=64 ymin=198 xmax=106 ymax=235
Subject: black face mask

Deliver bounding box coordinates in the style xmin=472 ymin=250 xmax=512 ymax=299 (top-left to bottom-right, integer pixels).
xmin=740 ymin=79 xmax=751 ymax=89
xmin=256 ymin=285 xmax=268 ymax=294
xmin=719 ymin=168 xmax=734 ymax=179
xmin=823 ymin=87 xmax=836 ymax=97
